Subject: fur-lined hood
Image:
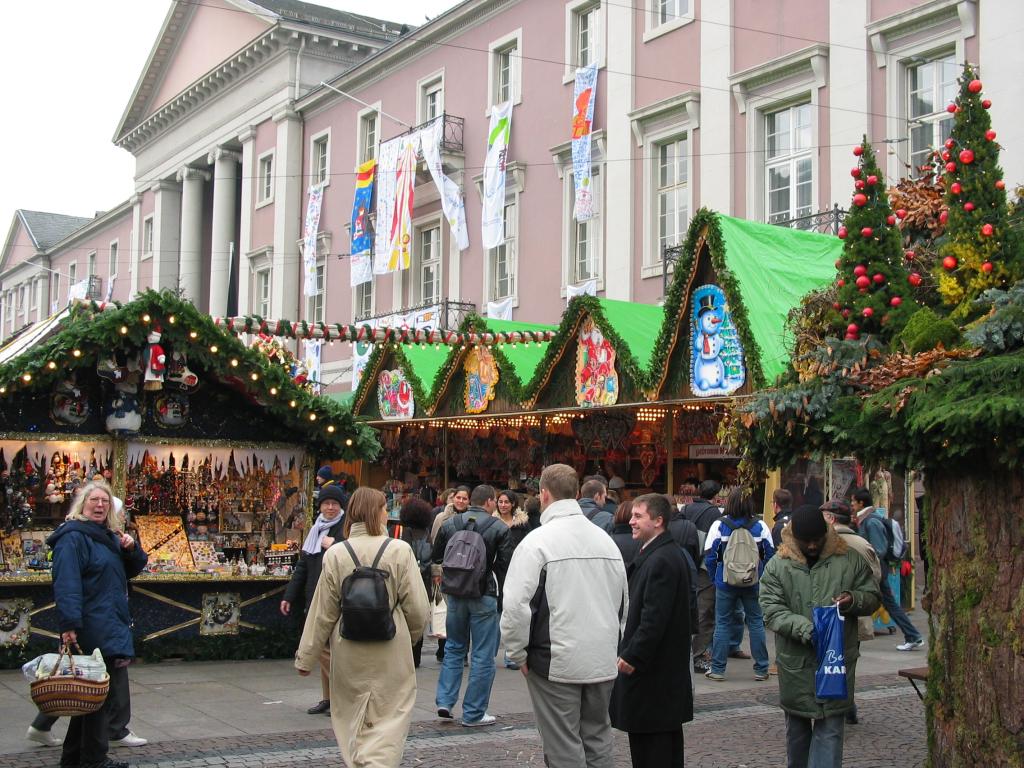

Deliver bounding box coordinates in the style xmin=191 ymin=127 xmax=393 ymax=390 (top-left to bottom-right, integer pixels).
xmin=777 ymin=521 xmax=848 ymax=564
xmin=494 ymin=509 xmax=530 ymax=529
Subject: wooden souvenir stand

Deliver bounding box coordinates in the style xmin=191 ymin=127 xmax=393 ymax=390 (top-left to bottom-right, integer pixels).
xmin=0 ymin=291 xmax=378 ymax=662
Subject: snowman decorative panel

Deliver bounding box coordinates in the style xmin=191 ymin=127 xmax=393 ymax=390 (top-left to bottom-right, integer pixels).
xmin=377 ymin=369 xmax=415 ymax=421
xmin=689 ymin=284 xmax=745 ymax=397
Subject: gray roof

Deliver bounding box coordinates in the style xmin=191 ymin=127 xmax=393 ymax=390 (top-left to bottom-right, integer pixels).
xmin=17 ymin=210 xmax=93 ymax=251
xmin=250 ymin=0 xmax=409 ymax=41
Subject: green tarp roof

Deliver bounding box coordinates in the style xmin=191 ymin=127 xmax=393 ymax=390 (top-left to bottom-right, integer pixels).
xmin=597 ymin=298 xmax=664 ymax=373
xmin=482 ymin=318 xmax=556 ymax=387
xmin=400 ymin=343 xmax=453 ymax=401
xmin=717 ymin=215 xmax=841 ymax=383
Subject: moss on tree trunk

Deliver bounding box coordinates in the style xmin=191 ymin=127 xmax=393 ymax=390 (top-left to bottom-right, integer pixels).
xmin=926 ymin=470 xmax=1024 ymax=766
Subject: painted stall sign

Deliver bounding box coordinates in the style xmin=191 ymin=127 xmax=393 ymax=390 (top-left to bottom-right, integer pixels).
xmin=465 ymin=346 xmax=499 ymax=414
xmin=690 ymin=284 xmax=745 ymax=397
xmin=576 ymin=316 xmax=618 ymax=407
xmin=377 ymin=369 xmax=414 ymax=421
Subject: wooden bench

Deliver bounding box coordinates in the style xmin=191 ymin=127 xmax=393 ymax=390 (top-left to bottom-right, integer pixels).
xmin=898 ymin=666 xmax=928 ymax=701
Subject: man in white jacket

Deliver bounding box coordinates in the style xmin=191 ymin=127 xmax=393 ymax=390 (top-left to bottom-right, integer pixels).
xmin=500 ymin=463 xmax=628 ymax=768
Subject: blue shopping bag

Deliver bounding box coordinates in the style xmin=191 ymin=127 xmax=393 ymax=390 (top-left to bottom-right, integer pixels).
xmin=812 ymin=604 xmax=848 ymax=700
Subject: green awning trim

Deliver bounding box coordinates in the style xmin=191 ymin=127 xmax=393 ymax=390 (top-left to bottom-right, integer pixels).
xmin=716 ymin=215 xmax=842 ymax=383
xmin=596 ymin=298 xmax=664 ymax=372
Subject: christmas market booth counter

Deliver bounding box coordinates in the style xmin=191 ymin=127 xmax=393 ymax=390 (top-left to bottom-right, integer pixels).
xmin=0 ymin=291 xmax=379 ymax=663
xmin=349 ymin=209 xmax=841 ymax=508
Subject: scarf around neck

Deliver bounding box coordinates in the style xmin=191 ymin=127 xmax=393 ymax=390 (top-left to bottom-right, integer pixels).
xmin=301 ymin=513 xmax=339 ymax=555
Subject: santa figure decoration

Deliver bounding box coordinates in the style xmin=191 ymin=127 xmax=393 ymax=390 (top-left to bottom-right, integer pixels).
xmin=143 ymin=326 xmax=167 ymax=391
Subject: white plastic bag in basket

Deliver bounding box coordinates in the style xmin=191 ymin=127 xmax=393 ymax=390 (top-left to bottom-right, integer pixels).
xmin=22 ymin=648 xmax=108 ymax=683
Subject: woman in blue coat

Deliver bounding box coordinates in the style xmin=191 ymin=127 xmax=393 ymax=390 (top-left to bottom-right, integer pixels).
xmin=48 ymin=480 xmax=148 ymax=768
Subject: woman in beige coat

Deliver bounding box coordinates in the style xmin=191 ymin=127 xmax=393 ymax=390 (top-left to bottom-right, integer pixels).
xmin=296 ymin=487 xmax=429 ymax=768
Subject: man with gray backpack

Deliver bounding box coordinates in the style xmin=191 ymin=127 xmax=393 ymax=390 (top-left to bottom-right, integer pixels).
xmin=702 ymin=487 xmax=775 ymax=681
xmin=431 ymin=484 xmax=513 ymax=726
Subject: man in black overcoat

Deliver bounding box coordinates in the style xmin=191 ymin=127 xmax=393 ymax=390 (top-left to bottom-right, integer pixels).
xmin=609 ymin=493 xmax=693 ymax=767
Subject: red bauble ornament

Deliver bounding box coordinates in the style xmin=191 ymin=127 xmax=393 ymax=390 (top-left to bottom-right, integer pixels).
xmin=862 ymin=307 xmax=874 ymax=318
xmin=908 ymin=273 xmax=923 ymax=287
xmin=941 ymin=150 xmax=951 ymax=162
xmin=866 ymin=175 xmax=878 ymax=186
xmin=944 ymin=138 xmax=955 ymax=150
xmin=981 ymin=223 xmax=994 ymax=237
xmin=853 ymin=265 xmax=867 ymax=277
xmin=886 ymin=214 xmax=896 ymax=226
xmin=964 ymin=202 xmax=975 ymax=212
xmin=841 ymin=309 xmax=851 ymax=318
xmin=986 ymin=130 xmax=997 ymax=141
xmin=847 ymin=323 xmax=860 ymax=335
xmin=945 ymin=162 xmax=957 ymax=173
xmin=904 ymin=250 xmax=916 ymax=261
xmin=860 ymin=227 xmax=873 ymax=238
xmin=942 ymin=256 xmax=958 ymax=270
xmin=939 ymin=210 xmax=949 ymax=224
xmin=950 ymin=182 xmax=962 ymax=195
xmin=837 ymin=278 xmax=846 ymax=287
xmin=855 ymin=275 xmax=870 ymax=289
xmin=946 ymin=103 xmax=957 ymax=114
xmin=873 ymin=273 xmax=885 ymax=284
xmin=968 ymin=79 xmax=983 ymax=93
xmin=981 ymin=261 xmax=994 ymax=273
xmin=832 ymin=302 xmax=841 ymax=310
xmin=834 ymin=259 xmax=842 ymax=268
xmin=982 ymin=99 xmax=992 ymax=109
xmin=853 ymin=193 xmax=867 ymax=207
xmin=996 ymin=180 xmax=1006 ymax=191
xmin=855 ymin=179 xmax=866 ymax=190
xmin=837 ymin=227 xmax=848 ymax=240
xmin=851 ymin=167 xmax=861 ymax=178
xmin=959 ymin=149 xmax=975 ymax=164
xmin=890 ymin=296 xmax=902 ymax=307
xmin=896 ymin=208 xmax=907 ymax=220
xmin=852 ymin=145 xmax=863 ymax=156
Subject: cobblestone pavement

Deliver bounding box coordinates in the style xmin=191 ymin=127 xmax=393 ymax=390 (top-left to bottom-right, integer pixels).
xmin=0 ymin=674 xmax=925 ymax=768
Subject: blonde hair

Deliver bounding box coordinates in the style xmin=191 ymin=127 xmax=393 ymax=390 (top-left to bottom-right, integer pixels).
xmin=343 ymin=487 xmax=387 ymax=538
xmin=65 ymin=480 xmax=118 ymax=530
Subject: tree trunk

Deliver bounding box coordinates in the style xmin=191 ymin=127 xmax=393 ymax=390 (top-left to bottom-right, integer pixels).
xmin=926 ymin=469 xmax=1024 ymax=766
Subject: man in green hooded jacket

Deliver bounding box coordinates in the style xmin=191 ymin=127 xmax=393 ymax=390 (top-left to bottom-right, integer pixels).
xmin=759 ymin=505 xmax=880 ymax=768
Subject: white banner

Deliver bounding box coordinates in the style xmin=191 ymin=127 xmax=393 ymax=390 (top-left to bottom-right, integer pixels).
xmin=301 ymin=184 xmax=325 ymax=296
xmin=486 ymin=296 xmax=515 ymax=321
xmin=566 ymin=278 xmax=597 ymax=304
xmin=422 ymin=118 xmax=469 ymax=251
xmin=302 ymin=339 xmax=323 ymax=395
xmin=373 ymin=138 xmax=403 ymax=273
xmin=571 ymin=63 xmax=598 ymax=222
xmin=351 ymin=303 xmax=442 ymax=390
xmin=482 ymin=101 xmax=513 ymax=249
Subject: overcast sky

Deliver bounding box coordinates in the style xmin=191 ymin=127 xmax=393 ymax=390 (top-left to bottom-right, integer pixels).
xmin=0 ymin=0 xmax=458 ymax=237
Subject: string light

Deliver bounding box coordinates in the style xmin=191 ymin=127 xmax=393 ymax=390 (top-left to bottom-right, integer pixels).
xmin=327 ymin=425 xmax=335 ymax=433
xmin=189 ymin=331 xmax=198 ymax=339
xmin=210 ymin=345 xmax=219 ymax=353
xmin=120 ymin=326 xmax=128 ymax=335
xmin=0 ymin=386 xmax=6 ymax=394
xmin=168 ymin=315 xmax=176 ymax=324
xmin=47 ymin=362 xmax=57 ymax=370
xmin=289 ymin=399 xmax=297 ymax=408
xmin=269 ymin=387 xmax=278 ymax=395
xmin=230 ymin=358 xmax=239 ymax=367
xmin=22 ymin=373 xmax=31 ymax=382
xmin=72 ymin=349 xmax=82 ymax=358
xmin=142 ymin=314 xmax=151 ymax=323
xmin=250 ymin=372 xmax=258 ymax=381
xmin=309 ymin=413 xmax=317 ymax=421
xmin=345 ymin=438 xmax=353 ymax=446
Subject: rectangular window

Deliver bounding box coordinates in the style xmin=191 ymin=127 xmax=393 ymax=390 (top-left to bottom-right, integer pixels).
xmin=30 ymin=280 xmax=38 ymax=312
xmin=313 ymin=135 xmax=329 ymax=185
xmin=255 ymin=269 xmax=271 ymax=318
xmin=490 ymin=201 xmax=517 ymax=300
xmin=656 ymin=135 xmax=689 ymax=254
xmin=50 ymin=273 xmax=61 ymax=312
xmin=143 ymin=216 xmax=154 ymax=256
xmin=496 ymin=46 xmax=514 ymax=103
xmin=258 ymin=154 xmax=274 ymax=203
xmin=765 ymin=103 xmax=813 ymax=225
xmin=575 ymin=4 xmax=599 ymax=68
xmin=423 ymin=79 xmax=444 ymax=123
xmin=306 ymin=263 xmax=325 ymax=324
xmin=109 ymin=241 xmax=118 ymax=279
xmin=571 ymin=169 xmax=601 ymax=284
xmin=489 ymin=30 xmax=523 ymax=107
xmin=908 ymin=53 xmax=957 ymax=177
xmin=657 ymin=0 xmax=688 ymax=25
xmin=87 ymin=251 xmax=96 ymax=278
xmin=355 ymin=281 xmax=373 ymax=320
xmin=359 ymin=112 xmax=378 ymax=163
xmin=68 ymin=262 xmax=77 ymax=287
xmin=417 ymin=226 xmax=441 ymax=305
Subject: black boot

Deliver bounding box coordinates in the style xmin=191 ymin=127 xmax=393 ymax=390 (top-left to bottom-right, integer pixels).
xmin=307 ymin=699 xmax=330 ymax=715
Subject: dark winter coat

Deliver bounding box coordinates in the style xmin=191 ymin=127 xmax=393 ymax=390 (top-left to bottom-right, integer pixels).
xmin=609 ymin=532 xmax=693 ymax=733
xmin=48 ymin=520 xmax=148 ymax=659
xmin=683 ymin=498 xmax=721 ymax=532
xmin=667 ymin=511 xmax=700 ymax=565
xmin=578 ymin=497 xmax=613 ymax=533
xmin=611 ymin=522 xmax=640 ymax=566
xmin=284 ymin=518 xmax=345 ymax=612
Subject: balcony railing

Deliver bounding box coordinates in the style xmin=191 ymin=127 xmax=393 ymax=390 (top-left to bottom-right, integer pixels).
xmin=772 ymin=205 xmax=847 ymax=235
xmin=356 ymin=298 xmax=475 ymax=328
xmin=382 ymin=113 xmax=464 ymax=154
xmin=86 ymin=275 xmax=104 ymax=300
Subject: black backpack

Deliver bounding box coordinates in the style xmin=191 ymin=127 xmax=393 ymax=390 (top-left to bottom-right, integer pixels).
xmin=441 ymin=514 xmax=495 ymax=598
xmin=410 ymin=538 xmax=433 ymax=593
xmin=339 ymin=540 xmax=395 ymax=641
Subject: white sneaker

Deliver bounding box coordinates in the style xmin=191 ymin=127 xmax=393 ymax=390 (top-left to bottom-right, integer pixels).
xmin=462 ymin=713 xmax=497 ymax=727
xmin=896 ymin=638 xmax=925 ymax=651
xmin=25 ymin=726 xmax=61 ymax=747
xmin=110 ymin=730 xmax=148 ymax=747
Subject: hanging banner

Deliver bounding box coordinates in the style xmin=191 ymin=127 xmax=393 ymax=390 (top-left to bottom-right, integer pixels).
xmin=576 ymin=316 xmax=618 ymax=407
xmin=571 ymin=63 xmax=598 ymax=222
xmin=566 ymin=278 xmax=598 ymax=305
xmin=690 ymin=284 xmax=746 ymax=397
xmin=373 ymin=138 xmax=403 ymax=273
xmin=302 ymin=184 xmax=325 ymax=296
xmin=351 ymin=303 xmax=443 ymax=390
xmin=482 ymin=101 xmax=513 ymax=248
xmin=350 ymin=159 xmax=376 ymax=287
xmin=422 ymin=118 xmax=470 ymax=251
xmin=384 ymin=138 xmax=418 ymax=273
xmin=377 ymin=369 xmax=415 ymax=420
xmin=302 ymin=339 xmax=323 ymax=395
xmin=465 ymin=346 xmax=499 ymax=414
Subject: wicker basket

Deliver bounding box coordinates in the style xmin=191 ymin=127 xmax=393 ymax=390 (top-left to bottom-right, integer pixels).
xmin=30 ymin=644 xmax=109 ymax=717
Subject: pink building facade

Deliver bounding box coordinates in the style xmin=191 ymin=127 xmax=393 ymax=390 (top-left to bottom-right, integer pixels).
xmin=3 ymin=0 xmax=1021 ymax=392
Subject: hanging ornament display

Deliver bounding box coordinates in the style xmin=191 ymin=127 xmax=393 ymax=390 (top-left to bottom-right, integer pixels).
xmin=104 ymin=391 xmax=143 ymax=436
xmin=50 ymin=374 xmax=91 ymax=426
xmin=376 ymin=369 xmax=414 ymax=421
xmin=142 ymin=326 xmax=167 ymax=391
xmin=166 ymin=351 xmax=199 ymax=392
xmin=576 ymin=316 xmax=619 ymax=407
xmin=464 ymin=346 xmax=499 ymax=414
xmin=689 ymin=285 xmax=745 ymax=398
xmin=153 ymin=391 xmax=191 ymax=429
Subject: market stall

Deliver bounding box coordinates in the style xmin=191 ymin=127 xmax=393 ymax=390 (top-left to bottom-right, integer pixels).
xmin=0 ymin=291 xmax=378 ymax=662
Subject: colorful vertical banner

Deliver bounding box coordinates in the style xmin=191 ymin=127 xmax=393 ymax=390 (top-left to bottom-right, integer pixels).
xmin=571 ymin=63 xmax=598 ymax=222
xmin=422 ymin=118 xmax=470 ymax=250
xmin=302 ymin=183 xmax=325 ymax=296
xmin=482 ymin=101 xmax=513 ymax=248
xmin=302 ymin=339 xmax=323 ymax=395
xmin=373 ymin=138 xmax=402 ymax=274
xmin=350 ymin=159 xmax=376 ymax=287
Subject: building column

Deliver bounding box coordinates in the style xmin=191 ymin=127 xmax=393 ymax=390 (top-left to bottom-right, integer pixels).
xmin=237 ymin=126 xmax=256 ymax=316
xmin=604 ymin=0 xmax=634 ymax=301
xmin=129 ymin=193 xmax=142 ymax=299
xmin=828 ymin=0 xmax=868 ymax=208
xmin=272 ymin=107 xmax=302 ymax=320
xmin=699 ymin=2 xmax=734 ymax=213
xmin=176 ymin=167 xmax=210 ymax=305
xmin=208 ymin=148 xmax=240 ymax=317
xmin=151 ymin=179 xmax=182 ymax=291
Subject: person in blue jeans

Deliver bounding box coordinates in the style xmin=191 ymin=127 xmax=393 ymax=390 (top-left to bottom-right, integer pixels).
xmin=703 ymin=487 xmax=775 ymax=681
xmin=430 ymin=484 xmax=513 ymax=726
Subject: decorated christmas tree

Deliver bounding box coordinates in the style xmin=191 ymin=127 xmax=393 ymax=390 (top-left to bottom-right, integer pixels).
xmin=830 ymin=138 xmax=915 ymax=341
xmin=936 ymin=63 xmax=1023 ymax=309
